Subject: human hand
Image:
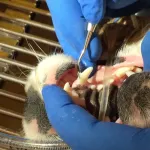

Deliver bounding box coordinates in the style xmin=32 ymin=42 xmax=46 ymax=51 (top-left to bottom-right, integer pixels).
xmin=46 ymin=0 xmax=146 ymax=77
xmin=141 ymin=31 xmax=150 ymax=71
xmin=46 ymin=0 xmax=103 ymax=76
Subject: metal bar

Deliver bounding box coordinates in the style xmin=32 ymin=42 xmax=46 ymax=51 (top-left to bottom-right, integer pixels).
xmin=0 ymin=108 xmax=23 ymax=119
xmin=0 ymin=43 xmax=45 ymax=58
xmin=0 ymin=73 xmax=26 ymax=85
xmin=0 ymin=89 xmax=25 ymax=102
xmin=0 ymin=57 xmax=34 ymax=70
xmin=0 ymin=28 xmax=61 ymax=48
xmin=0 ymin=147 xmax=6 ymax=150
xmin=131 ymin=15 xmax=139 ymax=29
xmin=0 ymin=126 xmax=20 ymax=136
xmin=0 ymin=12 xmax=54 ymax=32
xmin=0 ymin=0 xmax=50 ymax=17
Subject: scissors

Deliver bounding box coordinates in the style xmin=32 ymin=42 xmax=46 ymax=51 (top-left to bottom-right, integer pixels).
xmin=77 ymin=22 xmax=98 ymax=76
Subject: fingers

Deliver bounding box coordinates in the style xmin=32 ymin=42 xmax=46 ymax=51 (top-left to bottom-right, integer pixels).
xmin=81 ymin=58 xmax=99 ymax=78
xmin=77 ymin=0 xmax=106 ymax=24
xmin=46 ymin=0 xmax=102 ymax=76
xmin=141 ymin=31 xmax=150 ymax=71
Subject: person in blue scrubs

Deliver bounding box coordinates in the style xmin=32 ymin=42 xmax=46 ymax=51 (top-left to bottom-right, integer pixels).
xmin=42 ymin=1 xmax=150 ymax=149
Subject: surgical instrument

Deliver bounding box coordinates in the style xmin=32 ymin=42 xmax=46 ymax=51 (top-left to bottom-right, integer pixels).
xmin=77 ymin=23 xmax=97 ymax=75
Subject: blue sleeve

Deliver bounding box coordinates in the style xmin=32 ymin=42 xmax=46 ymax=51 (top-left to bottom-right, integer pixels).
xmin=141 ymin=31 xmax=150 ymax=72
xmin=42 ymin=85 xmax=150 ymax=150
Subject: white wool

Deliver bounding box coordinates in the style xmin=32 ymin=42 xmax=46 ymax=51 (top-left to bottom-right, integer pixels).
xmin=117 ymin=39 xmax=143 ymax=57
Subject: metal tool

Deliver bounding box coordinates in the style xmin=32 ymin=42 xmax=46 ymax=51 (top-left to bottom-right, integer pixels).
xmin=77 ymin=22 xmax=97 ymax=75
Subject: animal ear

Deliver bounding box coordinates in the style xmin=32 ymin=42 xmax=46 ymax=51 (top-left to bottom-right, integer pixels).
xmin=115 ymin=118 xmax=123 ymax=124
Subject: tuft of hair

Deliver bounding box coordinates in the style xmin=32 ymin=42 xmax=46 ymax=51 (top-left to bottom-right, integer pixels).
xmin=117 ymin=72 xmax=150 ymax=128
